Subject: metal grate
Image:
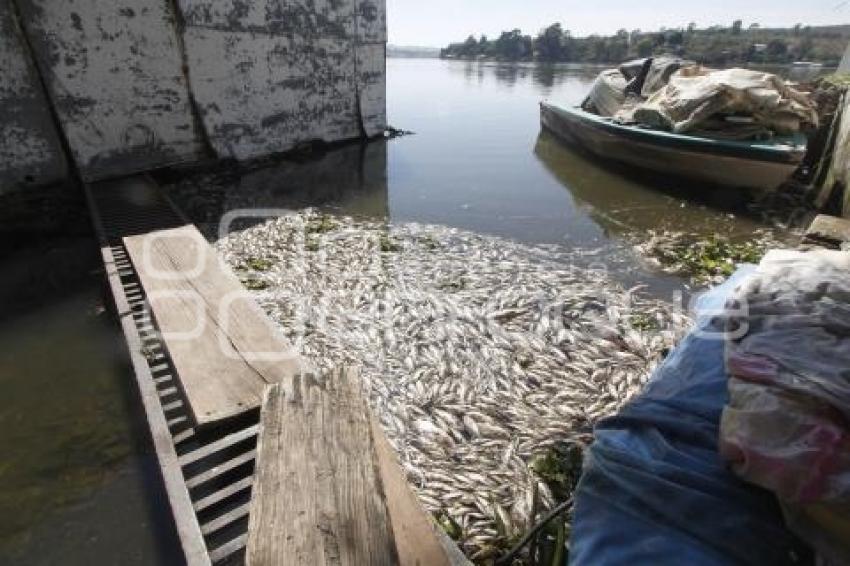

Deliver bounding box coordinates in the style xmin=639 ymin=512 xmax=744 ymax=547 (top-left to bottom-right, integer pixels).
xmin=85 ymin=176 xmax=259 ymax=566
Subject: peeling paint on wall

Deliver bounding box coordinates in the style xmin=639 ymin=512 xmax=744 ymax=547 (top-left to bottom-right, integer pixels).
xmin=0 ymin=0 xmax=67 ymax=194
xmin=184 ymin=29 xmax=362 ymax=161
xmin=179 ymin=0 xmax=386 ymax=161
xmin=16 ymin=0 xmax=207 ymax=181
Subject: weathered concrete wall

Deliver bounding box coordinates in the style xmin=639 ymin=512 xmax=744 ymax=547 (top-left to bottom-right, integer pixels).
xmin=16 ymin=0 xmax=208 ymax=181
xmin=178 ymin=0 xmax=386 ymax=160
xmin=183 ymin=30 xmax=362 ymax=161
xmin=0 ymin=0 xmax=67 ymax=194
xmin=357 ymin=42 xmax=387 ymax=137
xmin=0 ymin=0 xmax=386 ymax=191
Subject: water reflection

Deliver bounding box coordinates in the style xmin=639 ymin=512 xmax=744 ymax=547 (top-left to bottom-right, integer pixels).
xmin=532 ymin=130 xmax=769 ymax=239
xmin=163 ymin=140 xmax=389 ymax=239
xmin=451 ymin=60 xmax=603 ymax=97
xmin=0 ymin=241 xmax=181 ymax=565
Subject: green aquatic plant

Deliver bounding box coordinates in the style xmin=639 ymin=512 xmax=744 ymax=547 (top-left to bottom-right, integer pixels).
xmin=435 ymin=511 xmax=463 ymax=541
xmin=243 ymin=257 xmax=274 ymax=272
xmin=628 ymin=312 xmax=659 ymax=331
xmin=242 ymin=278 xmax=270 ymax=291
xmin=636 ymin=231 xmax=775 ymax=285
xmin=379 ymin=234 xmax=402 ymax=253
xmin=419 ymin=235 xmax=440 ymax=250
xmin=437 ymin=278 xmax=466 ymax=292
xmin=529 ymin=444 xmax=584 ymax=502
xmin=820 ymin=73 xmax=850 ymax=89
xmin=305 ymin=214 xmax=339 ymax=235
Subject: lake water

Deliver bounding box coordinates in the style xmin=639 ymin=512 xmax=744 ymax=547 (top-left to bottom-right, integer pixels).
xmin=0 ymin=58 xmax=806 ymax=564
xmin=168 ymin=58 xmax=799 ymax=299
xmin=0 ymin=239 xmax=182 ymax=565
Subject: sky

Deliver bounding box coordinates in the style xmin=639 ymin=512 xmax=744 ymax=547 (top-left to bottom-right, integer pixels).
xmin=387 ymin=0 xmax=849 ymax=47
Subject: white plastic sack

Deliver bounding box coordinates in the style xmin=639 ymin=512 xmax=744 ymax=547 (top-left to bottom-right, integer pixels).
xmin=584 ymin=69 xmax=627 ymax=117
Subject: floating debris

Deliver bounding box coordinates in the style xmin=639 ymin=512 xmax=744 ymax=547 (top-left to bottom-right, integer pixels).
xmin=633 ymin=230 xmax=784 ymax=285
xmin=216 ymin=211 xmax=692 ymax=562
xmin=242 ymin=257 xmax=274 ymax=272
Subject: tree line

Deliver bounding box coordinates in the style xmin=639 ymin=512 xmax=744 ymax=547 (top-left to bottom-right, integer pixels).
xmin=440 ymin=23 xmax=850 ymax=66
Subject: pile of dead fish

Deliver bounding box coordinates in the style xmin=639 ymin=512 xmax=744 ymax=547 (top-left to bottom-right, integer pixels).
xmin=215 ymin=211 xmax=692 ymax=559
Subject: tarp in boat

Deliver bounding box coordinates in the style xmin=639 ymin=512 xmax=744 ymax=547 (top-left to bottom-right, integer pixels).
xmin=617 ymin=67 xmax=818 ymax=137
xmin=582 ymin=69 xmax=627 ymax=117
xmin=569 ymin=269 xmax=812 ymax=566
xmin=640 ymin=57 xmax=689 ymax=97
xmin=720 ymin=250 xmax=850 ymax=564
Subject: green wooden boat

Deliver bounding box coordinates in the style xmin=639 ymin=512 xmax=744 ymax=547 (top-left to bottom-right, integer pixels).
xmin=540 ymin=102 xmax=807 ymax=194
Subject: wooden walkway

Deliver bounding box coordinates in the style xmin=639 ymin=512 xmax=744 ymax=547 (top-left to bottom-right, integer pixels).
xmin=124 ymin=225 xmax=301 ymax=428
xmin=247 ymin=368 xmax=450 ymax=566
xmin=85 ymin=175 xmax=464 ymax=566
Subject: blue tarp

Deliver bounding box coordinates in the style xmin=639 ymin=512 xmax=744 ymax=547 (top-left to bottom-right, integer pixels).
xmin=569 ymin=269 xmax=812 ymax=565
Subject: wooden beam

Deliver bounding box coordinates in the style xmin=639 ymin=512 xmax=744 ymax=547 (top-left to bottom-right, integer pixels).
xmin=371 ymin=415 xmax=458 ymax=566
xmin=803 ymin=214 xmax=850 ymax=249
xmin=123 ymin=225 xmax=301 ymax=428
xmin=246 ymin=368 xmax=451 ymax=566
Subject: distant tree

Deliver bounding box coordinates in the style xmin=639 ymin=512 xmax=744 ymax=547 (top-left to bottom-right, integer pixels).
xmin=667 ymin=30 xmax=684 ymax=46
xmin=493 ymin=29 xmax=532 ymax=60
xmin=535 ymin=23 xmax=565 ymax=61
xmin=461 ymin=35 xmax=479 ymax=58
xmin=794 ymin=23 xmax=803 ymax=36
xmin=608 ymin=34 xmax=629 ymax=61
xmin=766 ymin=38 xmax=788 ymax=61
xmin=798 ymin=35 xmax=814 ymax=59
xmin=637 ymin=38 xmax=654 ymax=57
xmin=440 ymin=21 xmax=847 ymax=65
xmin=749 ymin=23 xmax=761 ymax=30
xmin=732 ymin=20 xmax=743 ymax=35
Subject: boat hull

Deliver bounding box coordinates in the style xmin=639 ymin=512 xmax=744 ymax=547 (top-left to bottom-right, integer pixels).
xmin=540 ymin=102 xmax=804 ymax=194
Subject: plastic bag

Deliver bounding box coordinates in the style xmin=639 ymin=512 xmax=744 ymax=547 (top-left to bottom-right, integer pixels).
xmin=720 ymin=249 xmax=850 ymax=564
xmin=570 ymin=269 xmax=810 ymax=566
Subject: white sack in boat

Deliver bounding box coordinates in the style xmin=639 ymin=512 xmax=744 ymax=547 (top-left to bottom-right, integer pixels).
xmin=583 ymin=68 xmax=627 ymax=117
xmin=620 ymin=66 xmax=818 ymax=135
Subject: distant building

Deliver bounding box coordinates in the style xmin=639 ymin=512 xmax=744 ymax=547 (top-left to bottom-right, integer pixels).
xmin=752 ymin=44 xmax=768 ymax=54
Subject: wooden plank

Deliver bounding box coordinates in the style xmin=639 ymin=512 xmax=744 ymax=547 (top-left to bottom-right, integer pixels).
xmin=803 ymin=214 xmax=850 ymax=249
xmin=371 ymin=417 xmax=454 ymax=566
xmin=246 ymin=367 xmax=451 ymax=566
xmin=123 ymin=225 xmax=301 ymax=427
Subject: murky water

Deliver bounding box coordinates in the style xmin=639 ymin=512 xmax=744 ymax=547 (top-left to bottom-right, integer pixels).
xmin=0 ymin=240 xmax=181 ymax=565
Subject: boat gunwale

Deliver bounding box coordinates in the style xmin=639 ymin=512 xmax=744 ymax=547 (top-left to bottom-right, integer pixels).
xmin=540 ymin=101 xmax=806 ymax=164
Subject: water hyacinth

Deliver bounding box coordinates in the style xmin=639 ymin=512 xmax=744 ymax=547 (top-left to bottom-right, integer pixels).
xmin=215 ymin=210 xmax=692 ymax=561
